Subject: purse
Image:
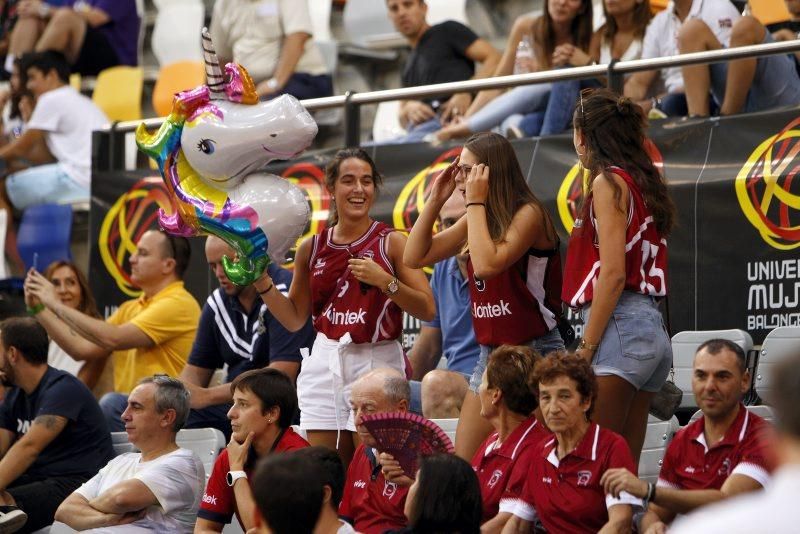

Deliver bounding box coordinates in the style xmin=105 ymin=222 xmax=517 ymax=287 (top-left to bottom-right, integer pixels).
xmin=557 ymin=315 xmax=576 ymax=347
xmin=648 ymin=293 xmax=682 ymax=420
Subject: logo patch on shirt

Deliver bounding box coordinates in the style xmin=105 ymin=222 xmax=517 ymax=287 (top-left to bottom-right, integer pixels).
xmin=383 ymin=481 xmax=398 ymax=498
xmin=684 ymin=466 xmax=696 ymax=474
xmin=202 ymin=493 xmax=218 ymax=506
xmin=542 ymin=476 xmax=553 ymax=485
xmin=315 ymin=258 xmax=327 ymax=269
xmin=719 ymin=17 xmax=732 ymax=28
xmin=577 ymin=470 xmax=592 ymax=486
xmin=718 ymin=458 xmax=731 ymax=476
xmin=488 ymin=469 xmax=503 ymax=488
xmin=474 ymin=276 xmax=486 ymax=292
xmin=354 ymin=480 xmax=366 ymax=489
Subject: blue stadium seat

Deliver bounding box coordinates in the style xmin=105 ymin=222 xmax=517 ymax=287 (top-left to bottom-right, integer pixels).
xmin=16 ymin=204 xmax=73 ymax=272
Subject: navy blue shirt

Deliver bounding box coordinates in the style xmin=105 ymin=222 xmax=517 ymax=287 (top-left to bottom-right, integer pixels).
xmin=0 ymin=366 xmax=113 ymax=478
xmin=425 ymin=256 xmax=480 ymax=375
xmin=188 ymin=263 xmax=315 ymax=382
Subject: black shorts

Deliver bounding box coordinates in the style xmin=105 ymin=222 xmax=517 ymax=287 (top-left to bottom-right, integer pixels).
xmin=8 ymin=473 xmax=88 ymax=533
xmin=72 ymin=25 xmax=120 ymax=76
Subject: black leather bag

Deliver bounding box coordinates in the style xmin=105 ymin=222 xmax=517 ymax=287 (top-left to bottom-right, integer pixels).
xmin=649 ymin=369 xmax=682 ymax=420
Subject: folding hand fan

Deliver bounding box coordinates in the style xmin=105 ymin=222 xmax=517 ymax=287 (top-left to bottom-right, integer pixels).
xmin=361 ymin=411 xmax=454 ymax=477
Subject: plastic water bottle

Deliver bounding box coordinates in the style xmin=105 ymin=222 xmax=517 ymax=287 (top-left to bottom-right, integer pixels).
xmin=514 ymin=35 xmax=534 ymax=75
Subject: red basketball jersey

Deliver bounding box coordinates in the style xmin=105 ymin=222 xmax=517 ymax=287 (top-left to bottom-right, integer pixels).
xmin=309 ymin=221 xmax=403 ymax=344
xmin=467 ymin=248 xmax=562 ymax=346
xmin=562 ymin=166 xmax=668 ymax=308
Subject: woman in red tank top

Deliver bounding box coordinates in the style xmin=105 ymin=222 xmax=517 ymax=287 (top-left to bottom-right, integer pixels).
xmin=254 ymin=148 xmax=434 ymax=467
xmin=566 ymin=88 xmax=676 ymax=464
xmin=405 ymin=132 xmax=563 ymax=461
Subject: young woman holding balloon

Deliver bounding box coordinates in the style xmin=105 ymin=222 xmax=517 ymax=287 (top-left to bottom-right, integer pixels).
xmin=404 ymin=132 xmax=564 ymax=461
xmin=254 ymin=148 xmax=435 ymax=466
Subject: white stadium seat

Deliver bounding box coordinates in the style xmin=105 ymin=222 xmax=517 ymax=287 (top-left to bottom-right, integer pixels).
xmin=639 ymin=415 xmax=680 ymax=483
xmin=754 ymin=326 xmax=800 ymax=405
xmin=429 ymin=417 xmax=458 ymax=446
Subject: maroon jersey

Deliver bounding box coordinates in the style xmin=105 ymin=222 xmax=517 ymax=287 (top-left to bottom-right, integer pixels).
xmin=467 ymin=248 xmax=562 ymax=346
xmin=309 ymin=221 xmax=403 ymax=344
xmin=563 ymin=166 xmax=668 ymax=308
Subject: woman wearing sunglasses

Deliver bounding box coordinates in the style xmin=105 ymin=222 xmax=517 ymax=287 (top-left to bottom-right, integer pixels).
xmin=405 ymin=131 xmax=564 ymax=460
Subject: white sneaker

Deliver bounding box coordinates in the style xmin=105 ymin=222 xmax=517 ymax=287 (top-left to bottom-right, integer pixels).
xmin=0 ymin=506 xmax=27 ymax=533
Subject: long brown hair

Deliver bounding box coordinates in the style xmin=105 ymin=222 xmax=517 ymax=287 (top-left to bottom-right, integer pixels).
xmin=43 ymin=260 xmax=101 ymax=318
xmin=532 ymin=0 xmax=593 ymax=69
xmin=601 ymin=0 xmax=651 ymax=46
xmin=463 ymin=132 xmax=557 ymax=245
xmin=573 ymin=88 xmax=675 ymax=235
xmin=324 ymin=148 xmax=383 ymax=226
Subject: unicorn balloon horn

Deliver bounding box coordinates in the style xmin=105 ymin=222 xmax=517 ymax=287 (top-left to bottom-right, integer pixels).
xmin=201 ymin=28 xmax=225 ymax=100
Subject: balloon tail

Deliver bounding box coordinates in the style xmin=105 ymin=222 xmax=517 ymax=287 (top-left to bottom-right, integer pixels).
xmin=222 ymin=254 xmax=271 ymax=287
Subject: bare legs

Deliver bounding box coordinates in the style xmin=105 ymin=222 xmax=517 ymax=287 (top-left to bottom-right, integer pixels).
xmin=420 ymin=370 xmax=468 ymax=419
xmin=591 ymin=375 xmax=654 ymax=466
xmin=8 ymin=8 xmax=87 ymax=65
xmin=454 ymin=390 xmax=494 ymax=461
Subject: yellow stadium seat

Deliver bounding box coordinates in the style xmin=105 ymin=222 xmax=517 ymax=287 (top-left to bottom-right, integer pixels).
xmin=91 ymin=66 xmax=144 ymax=122
xmin=751 ymin=0 xmax=791 ymax=25
xmin=69 ymin=73 xmax=81 ymax=91
xmin=650 ymin=0 xmax=669 ymax=14
xmin=151 ymin=61 xmax=205 ymax=117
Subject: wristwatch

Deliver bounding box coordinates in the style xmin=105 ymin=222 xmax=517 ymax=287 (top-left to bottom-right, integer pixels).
xmin=227 ymin=470 xmax=247 ymax=487
xmin=385 ymin=277 xmax=399 ymax=295
xmin=578 ymin=338 xmax=600 ymax=352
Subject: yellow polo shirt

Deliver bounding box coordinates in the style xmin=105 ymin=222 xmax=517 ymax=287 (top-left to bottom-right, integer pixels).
xmin=108 ymin=281 xmax=201 ymax=394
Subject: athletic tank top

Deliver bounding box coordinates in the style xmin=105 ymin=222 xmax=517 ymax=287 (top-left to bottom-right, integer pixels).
xmin=562 ymin=166 xmax=668 ymax=308
xmin=309 ymin=221 xmax=403 ymax=344
xmin=467 ymin=248 xmax=562 ymax=346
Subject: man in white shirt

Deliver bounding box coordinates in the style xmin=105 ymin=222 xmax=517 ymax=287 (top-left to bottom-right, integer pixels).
xmin=54 ymin=375 xmax=205 ymax=533
xmin=0 ymin=50 xmax=108 ymax=210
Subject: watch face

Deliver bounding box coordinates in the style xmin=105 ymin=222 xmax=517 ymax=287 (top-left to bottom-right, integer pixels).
xmin=388 ymin=279 xmax=399 ymax=294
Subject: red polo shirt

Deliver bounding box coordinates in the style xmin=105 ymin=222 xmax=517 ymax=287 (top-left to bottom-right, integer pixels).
xmin=198 ymin=427 xmax=309 ymax=527
xmin=511 ymin=423 xmax=640 ymax=534
xmin=471 ymin=415 xmax=551 ymax=522
xmin=658 ymin=404 xmax=772 ymax=491
xmin=339 ymin=444 xmax=409 ymax=534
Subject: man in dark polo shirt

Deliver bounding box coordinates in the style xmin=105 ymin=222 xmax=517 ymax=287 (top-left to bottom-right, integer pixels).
xmin=180 ymin=236 xmax=314 ymax=439
xmin=0 ymin=317 xmax=113 ymax=533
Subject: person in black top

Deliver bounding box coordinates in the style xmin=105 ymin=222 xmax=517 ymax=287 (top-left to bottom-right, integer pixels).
xmin=179 ymin=236 xmax=314 ymax=439
xmin=385 ymin=0 xmax=500 ymax=143
xmin=0 ymin=317 xmax=113 ymax=533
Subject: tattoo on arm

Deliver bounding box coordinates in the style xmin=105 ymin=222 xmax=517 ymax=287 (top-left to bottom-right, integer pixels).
xmin=34 ymin=415 xmax=62 ymax=430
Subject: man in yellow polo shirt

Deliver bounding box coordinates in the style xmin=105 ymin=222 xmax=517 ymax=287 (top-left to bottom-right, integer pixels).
xmin=24 ymin=229 xmax=201 ymax=431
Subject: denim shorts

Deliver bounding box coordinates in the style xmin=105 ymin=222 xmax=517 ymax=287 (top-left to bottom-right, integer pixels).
xmin=6 ymin=163 xmax=89 ymax=209
xmin=583 ymin=291 xmax=672 ymax=392
xmin=468 ymin=327 xmax=565 ymax=393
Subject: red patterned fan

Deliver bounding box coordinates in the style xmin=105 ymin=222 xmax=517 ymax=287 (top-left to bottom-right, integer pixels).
xmin=361 ymin=412 xmax=454 ymax=477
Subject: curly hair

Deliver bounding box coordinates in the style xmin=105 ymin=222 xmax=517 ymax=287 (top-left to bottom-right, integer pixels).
xmin=486 ymin=345 xmax=541 ymax=416
xmin=531 ymin=350 xmax=598 ymax=418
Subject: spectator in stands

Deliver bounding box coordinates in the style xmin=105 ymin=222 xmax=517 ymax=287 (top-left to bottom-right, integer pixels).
xmin=0 ymin=58 xmax=30 ymax=146
xmin=6 ymin=0 xmax=140 ymax=76
xmin=565 ymin=89 xmax=674 ymax=464
xmin=54 ymin=375 xmax=205 ymax=533
xmin=340 ymin=368 xmax=411 ymax=534
xmin=209 ymin=0 xmax=333 ymax=100
xmin=391 ymin=453 xmax=482 ymax=534
xmin=293 ymin=447 xmax=355 ymax=534
xmin=24 ymin=229 xmax=201 ymax=431
xmin=600 ymin=339 xmax=773 ymax=533
xmin=503 ymin=351 xmax=638 ymax=533
xmin=250 ymin=452 xmax=325 ymax=534
xmin=433 ymin=0 xmax=592 ymax=142
xmin=772 ymin=0 xmax=800 ymax=52
xmin=253 ymin=148 xmax=434 ymax=467
xmin=386 ymin=0 xmax=500 ymax=143
xmin=0 ymin=317 xmax=113 ymax=533
xmin=679 ymin=9 xmax=800 ymax=116
xmin=32 ymin=260 xmax=112 ymax=396
xmin=179 ymin=236 xmax=313 ymax=439
xmin=196 ymin=368 xmax=309 ymax=533
xmin=405 ymin=132 xmax=564 ymax=461
xmin=0 ymin=51 xmax=107 ymax=211
xmin=624 ymin=0 xmax=741 ymax=117
xmin=670 ymin=349 xmax=800 ymax=533
xmin=408 ymin=192 xmax=477 ymax=419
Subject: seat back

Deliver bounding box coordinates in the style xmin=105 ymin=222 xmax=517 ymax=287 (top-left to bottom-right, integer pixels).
xmin=426 ymin=0 xmax=468 ymax=25
xmin=639 ymin=415 xmax=680 ymax=483
xmin=110 ymin=431 xmax=138 ymax=456
xmin=92 ymin=66 xmax=144 ymax=122
xmin=151 ymin=0 xmax=205 ymax=65
xmin=16 ymin=204 xmax=73 ymax=271
xmin=343 ymin=0 xmax=403 ymax=48
xmin=152 ymin=61 xmax=206 ymax=117
xmin=751 ymin=0 xmax=791 ymax=25
xmin=176 ymin=427 xmax=226 ymax=479
xmin=429 ymin=417 xmax=458 ymax=446
xmin=755 ymin=327 xmax=800 ymax=404
xmin=671 ymin=329 xmax=753 ymax=409
xmin=372 ymin=101 xmax=407 ymax=142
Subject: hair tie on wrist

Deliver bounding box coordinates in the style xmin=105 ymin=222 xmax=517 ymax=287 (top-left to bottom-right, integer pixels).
xmin=466 ymin=202 xmax=485 ymax=208
xmin=257 ymin=283 xmax=274 ymax=295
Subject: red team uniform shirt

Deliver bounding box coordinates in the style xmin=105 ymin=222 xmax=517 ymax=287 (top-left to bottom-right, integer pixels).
xmin=470 ymin=415 xmax=551 ymax=522
xmin=512 ymin=423 xmax=640 ymax=534
xmin=467 ymin=248 xmax=562 ymax=346
xmin=562 ymin=166 xmax=668 ymax=307
xmin=309 ymin=221 xmax=403 ymax=344
xmin=198 ymin=428 xmax=309 ymax=527
xmin=658 ymin=405 xmax=772 ymax=491
xmin=340 ymin=444 xmax=409 ymax=534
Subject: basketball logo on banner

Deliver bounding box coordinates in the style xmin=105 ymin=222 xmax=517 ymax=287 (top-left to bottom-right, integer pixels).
xmin=556 ymin=139 xmax=664 ymax=233
xmin=735 ymin=117 xmax=800 ymax=250
xmin=98 ymin=177 xmax=176 ymax=296
xmin=393 ymin=148 xmax=462 ymax=232
xmin=282 ymin=162 xmax=330 ymax=267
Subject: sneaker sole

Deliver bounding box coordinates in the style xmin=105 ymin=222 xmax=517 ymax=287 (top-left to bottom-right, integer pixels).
xmin=0 ymin=510 xmax=27 ymax=534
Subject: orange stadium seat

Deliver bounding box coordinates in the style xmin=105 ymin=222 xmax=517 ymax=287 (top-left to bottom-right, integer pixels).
xmin=650 ymin=0 xmax=669 ymax=14
xmin=751 ymin=0 xmax=791 ymax=25
xmin=152 ymin=61 xmax=205 ymax=117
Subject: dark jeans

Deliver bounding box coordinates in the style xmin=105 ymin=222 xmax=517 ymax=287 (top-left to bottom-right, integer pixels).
xmin=266 ymin=72 xmax=334 ymax=101
xmin=9 ymin=473 xmax=88 ymax=533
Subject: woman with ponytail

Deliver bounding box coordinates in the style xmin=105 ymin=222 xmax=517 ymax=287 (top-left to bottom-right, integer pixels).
xmin=565 ymin=88 xmax=675 ymax=464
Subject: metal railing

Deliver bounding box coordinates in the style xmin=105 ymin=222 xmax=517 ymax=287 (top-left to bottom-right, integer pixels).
xmin=98 ymin=38 xmax=800 ymax=164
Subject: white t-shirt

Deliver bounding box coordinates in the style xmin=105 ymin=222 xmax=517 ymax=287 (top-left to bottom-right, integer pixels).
xmin=641 ymin=0 xmax=741 ymax=93
xmin=48 ymin=340 xmax=84 ymax=377
xmin=75 ymin=448 xmax=205 ymax=533
xmin=26 ymin=86 xmax=109 ymax=188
